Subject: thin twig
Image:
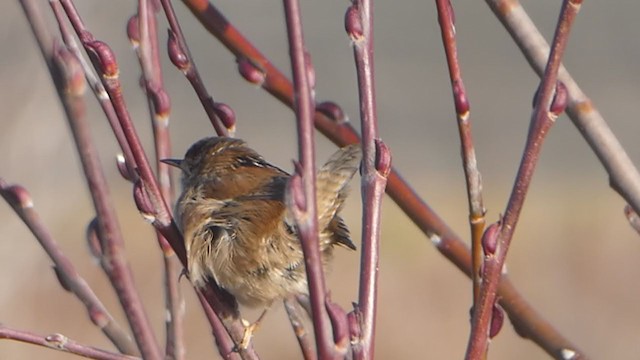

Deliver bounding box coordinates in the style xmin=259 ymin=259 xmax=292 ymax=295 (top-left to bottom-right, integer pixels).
xmin=34 ymin=0 xmax=257 ymax=358
xmin=485 ymin=0 xmax=640 ymax=216
xmin=56 ymin=0 xmax=179 ymax=255
xmin=284 ymin=297 xmax=316 ymax=360
xmin=346 ymin=1 xmax=389 ymax=359
xmin=54 ymin=2 xmax=255 ymax=357
xmin=72 ymin=71 xmax=160 ymax=351
xmin=159 ymin=0 xmax=232 ymax=136
xmin=26 ymin=3 xmax=164 ymax=356
xmin=466 ymin=1 xmax=581 ymax=359
xmin=624 ymin=205 xmax=640 ymax=236
xmin=130 ymin=2 xmax=185 ymax=358
xmin=435 ymin=0 xmax=486 ymax=305
xmin=282 ymin=0 xmax=336 ymax=358
xmin=195 ymin=291 xmax=241 ymax=360
xmin=0 ymin=179 xmax=138 ymax=356
xmin=50 ymin=0 xmax=138 ymax=177
xmin=0 ymin=325 xmax=140 ymax=360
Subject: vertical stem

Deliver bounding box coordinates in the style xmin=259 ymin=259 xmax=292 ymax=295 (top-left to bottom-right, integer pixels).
xmin=434 ymin=0 xmax=486 ymax=304
xmin=134 ymin=1 xmax=185 ymax=358
xmin=484 ymin=0 xmax=640 ymax=215
xmin=465 ymin=1 xmax=581 ymax=358
xmin=159 ymin=0 xmax=231 ymax=135
xmin=284 ymin=297 xmax=317 ymax=360
xmin=283 ymin=1 xmax=336 ymax=358
xmin=54 ymin=44 xmax=163 ymax=360
xmin=0 ymin=180 xmax=138 ymax=356
xmin=347 ymin=1 xmax=389 ymax=359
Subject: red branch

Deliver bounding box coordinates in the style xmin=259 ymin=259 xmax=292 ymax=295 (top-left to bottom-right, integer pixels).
xmin=466 ymin=1 xmax=582 ymax=358
xmin=346 ymin=1 xmax=389 ymax=359
xmin=282 ymin=0 xmax=337 ymax=358
xmin=435 ymin=0 xmax=486 ymax=305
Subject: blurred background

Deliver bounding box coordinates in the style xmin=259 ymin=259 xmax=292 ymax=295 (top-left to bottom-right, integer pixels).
xmin=2 ymin=1 xmax=640 ymax=359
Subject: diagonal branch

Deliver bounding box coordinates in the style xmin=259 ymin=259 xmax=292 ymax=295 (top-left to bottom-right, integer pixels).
xmin=23 ymin=0 xmax=256 ymax=357
xmin=485 ymin=0 xmax=640 ymax=216
xmin=24 ymin=3 xmax=164 ymax=357
xmin=0 ymin=324 xmax=140 ymax=360
xmin=129 ymin=2 xmax=185 ymax=358
xmin=0 ymin=179 xmax=138 ymax=356
xmin=466 ymin=1 xmax=581 ymax=358
xmin=160 ymin=0 xmax=233 ymax=136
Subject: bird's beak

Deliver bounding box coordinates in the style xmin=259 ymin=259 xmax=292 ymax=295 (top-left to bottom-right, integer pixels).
xmin=160 ymin=158 xmax=183 ymax=169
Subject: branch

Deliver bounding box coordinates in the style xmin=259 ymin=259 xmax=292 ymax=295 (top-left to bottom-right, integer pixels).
xmin=435 ymin=0 xmax=486 ymax=304
xmin=49 ymin=0 xmax=138 ymax=177
xmin=195 ymin=291 xmax=241 ymax=360
xmin=345 ymin=2 xmax=389 ymax=359
xmin=129 ymin=2 xmax=185 ymax=358
xmin=160 ymin=0 xmax=234 ymax=136
xmin=624 ymin=205 xmax=640 ymax=236
xmin=282 ymin=0 xmax=337 ymax=358
xmin=0 ymin=325 xmax=139 ymax=360
xmin=0 ymin=180 xmax=138 ymax=356
xmin=284 ymin=297 xmax=316 ymax=360
xmin=485 ymin=0 xmax=640 ymax=216
xmin=23 ymin=2 xmax=164 ymax=357
xmin=52 ymin=2 xmax=257 ymax=357
xmin=466 ymin=1 xmax=580 ymax=358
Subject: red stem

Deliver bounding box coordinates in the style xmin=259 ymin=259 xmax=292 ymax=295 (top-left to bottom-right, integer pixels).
xmin=466 ymin=1 xmax=582 ymax=358
xmin=284 ymin=297 xmax=317 ymax=360
xmin=43 ymin=17 xmax=163 ymax=357
xmin=282 ymin=1 xmax=336 ymax=358
xmin=195 ymin=291 xmax=241 ymax=360
xmin=0 ymin=179 xmax=138 ymax=356
xmin=434 ymin=0 xmax=486 ymax=305
xmin=0 ymin=325 xmax=140 ymax=360
xmin=134 ymin=1 xmax=185 ymax=359
xmin=53 ymin=1 xmax=256 ymax=357
xmin=347 ymin=1 xmax=388 ymax=359
xmin=485 ymin=0 xmax=640 ymax=216
xmin=159 ymin=0 xmax=229 ymax=136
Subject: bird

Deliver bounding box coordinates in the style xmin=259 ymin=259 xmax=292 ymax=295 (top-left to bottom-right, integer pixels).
xmin=162 ymin=136 xmax=360 ymax=345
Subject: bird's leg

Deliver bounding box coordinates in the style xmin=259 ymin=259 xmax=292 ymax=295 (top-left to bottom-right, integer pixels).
xmin=240 ymin=302 xmax=273 ymax=349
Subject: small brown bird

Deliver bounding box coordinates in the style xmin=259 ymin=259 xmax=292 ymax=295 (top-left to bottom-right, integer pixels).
xmin=163 ymin=137 xmax=360 ymax=338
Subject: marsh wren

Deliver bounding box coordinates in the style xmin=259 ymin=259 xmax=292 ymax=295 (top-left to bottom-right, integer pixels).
xmin=163 ymin=137 xmax=360 ymax=330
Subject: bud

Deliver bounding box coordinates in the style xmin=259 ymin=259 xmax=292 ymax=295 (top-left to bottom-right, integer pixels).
xmin=167 ymin=30 xmax=189 ymax=71
xmin=85 ymin=40 xmax=119 ymax=78
xmin=374 ymin=139 xmax=391 ymax=177
xmin=213 ymin=102 xmax=236 ymax=134
xmin=345 ymin=5 xmax=363 ymax=41
xmin=126 ymin=15 xmax=140 ymax=47
xmin=237 ymin=57 xmax=265 ymax=86
xmin=316 ymin=101 xmax=347 ymax=124
xmin=489 ymin=303 xmax=504 ymax=338
xmin=481 ymin=222 xmax=500 ymax=255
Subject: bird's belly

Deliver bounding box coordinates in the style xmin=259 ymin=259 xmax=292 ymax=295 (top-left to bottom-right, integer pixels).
xmin=214 ymin=264 xmax=308 ymax=307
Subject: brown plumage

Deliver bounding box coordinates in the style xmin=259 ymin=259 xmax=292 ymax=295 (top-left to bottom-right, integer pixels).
xmin=164 ymin=137 xmax=360 ymax=307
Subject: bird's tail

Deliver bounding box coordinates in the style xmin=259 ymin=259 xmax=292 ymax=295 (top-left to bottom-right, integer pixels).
xmin=315 ymin=144 xmax=361 ymax=238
